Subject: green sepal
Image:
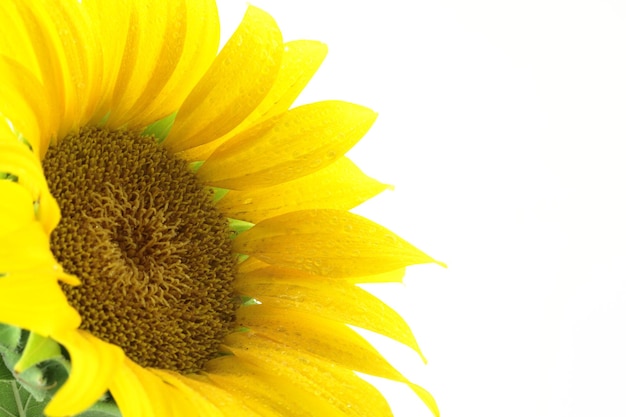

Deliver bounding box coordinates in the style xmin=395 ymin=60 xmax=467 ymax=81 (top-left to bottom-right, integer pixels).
xmin=143 ymin=112 xmax=176 ymax=143
xmin=96 ymin=112 xmax=111 ymax=127
xmin=239 ymin=296 xmax=261 ymax=306
xmin=189 ymin=160 xmax=204 ymax=172
xmin=0 ymin=172 xmax=19 ymax=182
xmin=210 ymin=187 xmax=228 ymax=202
xmin=14 ymin=333 xmax=61 ymax=373
xmin=228 ymin=218 xmax=254 ymax=238
xmin=235 ymin=326 xmax=251 ymax=333
xmin=16 ymin=131 xmax=33 ymax=151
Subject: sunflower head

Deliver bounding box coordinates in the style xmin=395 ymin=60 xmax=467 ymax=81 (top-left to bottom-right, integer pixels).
xmin=0 ymin=1 xmax=442 ymax=416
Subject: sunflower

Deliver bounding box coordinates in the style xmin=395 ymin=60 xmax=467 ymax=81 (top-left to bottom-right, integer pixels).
xmin=0 ymin=1 xmax=442 ymax=416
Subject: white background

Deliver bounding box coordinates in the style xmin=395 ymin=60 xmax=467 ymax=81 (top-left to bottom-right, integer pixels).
xmin=218 ymin=2 xmax=626 ymax=416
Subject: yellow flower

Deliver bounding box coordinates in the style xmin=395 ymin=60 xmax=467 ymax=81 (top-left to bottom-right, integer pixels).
xmin=0 ymin=1 xmax=442 ymax=416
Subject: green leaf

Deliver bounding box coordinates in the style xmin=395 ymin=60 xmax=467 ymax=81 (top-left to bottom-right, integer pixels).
xmin=0 ymin=378 xmax=46 ymax=417
xmin=0 ymin=358 xmax=13 ymax=381
xmin=76 ymin=399 xmax=122 ymax=417
xmin=0 ymin=325 xmax=21 ymax=352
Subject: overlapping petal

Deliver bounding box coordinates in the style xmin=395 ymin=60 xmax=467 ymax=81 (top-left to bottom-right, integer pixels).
xmin=6 ymin=0 xmax=98 ymax=141
xmin=213 ymin=40 xmax=329 ymax=142
xmin=110 ymin=359 xmax=217 ymax=417
xmin=151 ymin=369 xmax=226 ymax=417
xmin=217 ymin=157 xmax=389 ymax=223
xmin=225 ymin=332 xmax=395 ymax=417
xmin=46 ymin=330 xmax=125 ymax=416
xmin=234 ymin=268 xmax=426 ymax=357
xmin=0 ymin=58 xmax=48 ymax=156
xmin=0 ymin=141 xmax=59 ymax=233
xmin=104 ymin=0 xmax=220 ymax=128
xmin=166 ymin=6 xmax=283 ymax=151
xmin=183 ymin=368 xmax=265 ymax=417
xmin=177 ymin=39 xmax=328 ymax=162
xmin=237 ymin=307 xmax=440 ymax=416
xmin=202 ymin=356 xmax=345 ymax=416
xmin=0 ymin=2 xmax=40 ymax=72
xmin=234 ymin=209 xmax=440 ymax=277
xmin=236 ymin=304 xmax=411 ymax=380
xmin=108 ymin=358 xmax=159 ymax=417
xmin=197 ymin=101 xmax=376 ymax=190
xmin=0 ymin=180 xmax=34 ymax=235
xmin=0 ymin=272 xmax=80 ymax=336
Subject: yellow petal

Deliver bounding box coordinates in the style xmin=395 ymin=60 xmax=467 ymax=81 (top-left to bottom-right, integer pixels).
xmin=219 ymin=40 xmax=329 ymax=141
xmin=108 ymin=358 xmax=158 ymax=417
xmin=236 ymin=258 xmax=408 ymax=284
xmin=0 ymin=221 xmax=78 ymax=276
xmin=80 ymin=0 xmax=132 ymax=124
xmin=0 ymin=0 xmax=101 ymax=145
xmin=233 ymin=209 xmax=440 ymax=277
xmin=237 ymin=304 xmax=409 ymax=381
xmin=104 ymin=0 xmax=220 ymax=128
xmin=100 ymin=0 xmax=174 ymax=126
xmin=225 ymin=332 xmax=394 ymax=417
xmin=176 ymin=39 xmax=328 ymax=162
xmin=151 ymin=369 xmax=226 ymax=417
xmin=136 ymin=0 xmax=219 ymax=125
xmin=0 ymin=222 xmax=55 ymax=272
xmin=0 ymin=57 xmax=47 ymax=155
xmin=46 ymin=330 xmax=125 ymax=417
xmin=0 ymin=117 xmax=12 ymax=141
xmin=183 ymin=369 xmax=264 ymax=417
xmin=408 ymin=382 xmax=441 ymax=417
xmin=11 ymin=0 xmax=96 ymax=140
xmin=344 ymin=268 xmax=408 ymax=284
xmin=38 ymin=0 xmax=102 ymax=132
xmin=234 ymin=267 xmax=426 ymax=357
xmin=0 ymin=272 xmax=80 ymax=336
xmin=0 ymin=180 xmax=34 ymax=236
xmin=202 ymin=355 xmax=344 ymax=417
xmin=109 ymin=359 xmax=209 ymax=417
xmin=217 ymin=157 xmax=389 ymax=222
xmin=0 ymin=2 xmax=40 ymax=71
xmin=236 ymin=257 xmax=271 ymax=274
xmin=166 ymin=6 xmax=283 ymax=152
xmin=0 ymin=141 xmax=60 ymax=233
xmin=197 ymin=101 xmax=376 ymax=190
xmin=238 ymin=305 xmax=439 ymax=415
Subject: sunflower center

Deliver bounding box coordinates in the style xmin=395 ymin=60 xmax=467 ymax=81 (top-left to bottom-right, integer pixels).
xmin=42 ymin=127 xmax=237 ymax=373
